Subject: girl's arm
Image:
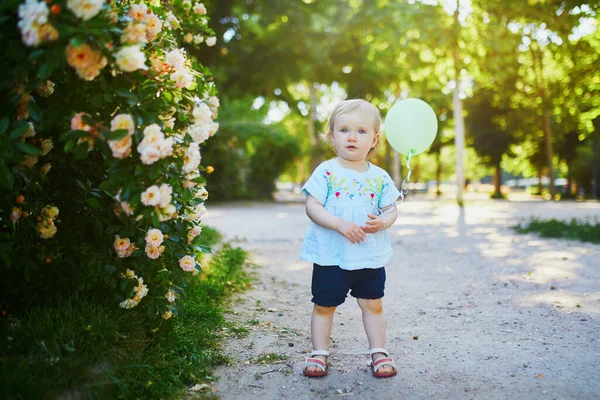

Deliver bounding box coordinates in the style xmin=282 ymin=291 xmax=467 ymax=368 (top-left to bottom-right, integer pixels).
xmin=306 ymin=194 xmax=366 ymax=243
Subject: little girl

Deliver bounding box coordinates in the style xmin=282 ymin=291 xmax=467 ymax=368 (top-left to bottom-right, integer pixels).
xmin=301 ymin=99 xmax=400 ymax=378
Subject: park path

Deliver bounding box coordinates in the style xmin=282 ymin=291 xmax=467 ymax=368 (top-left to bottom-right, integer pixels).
xmin=201 ymin=198 xmax=599 ymax=400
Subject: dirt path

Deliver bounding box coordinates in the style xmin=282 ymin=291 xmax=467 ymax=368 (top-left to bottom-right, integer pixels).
xmin=202 ymin=198 xmax=599 ymax=400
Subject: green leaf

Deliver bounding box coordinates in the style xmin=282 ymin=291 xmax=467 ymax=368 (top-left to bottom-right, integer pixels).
xmin=69 ymin=36 xmax=85 ymax=47
xmin=152 ymin=212 xmax=160 ymax=228
xmin=162 ymin=92 xmax=173 ymax=103
xmin=15 ymin=142 xmax=41 ymax=155
xmin=73 ymin=142 xmax=89 ymax=159
xmin=87 ymin=197 xmax=101 ymax=208
xmin=28 ymin=101 xmax=41 ymax=122
xmin=0 ymin=118 xmax=8 ymax=135
xmin=115 ymin=88 xmax=138 ymax=101
xmin=168 ymin=234 xmax=181 ymax=242
xmin=38 ymin=63 xmax=53 ymax=80
xmin=107 ymin=129 xmax=129 ymax=141
xmin=9 ymin=123 xmax=30 ymax=139
xmin=0 ymin=162 xmax=14 ymax=190
xmin=192 ymin=245 xmax=212 ymax=254
xmin=64 ymin=140 xmax=76 ymax=153
xmin=90 ymin=94 xmax=104 ymax=108
xmin=28 ymin=49 xmax=45 ymax=61
xmin=60 ymin=129 xmax=90 ymax=142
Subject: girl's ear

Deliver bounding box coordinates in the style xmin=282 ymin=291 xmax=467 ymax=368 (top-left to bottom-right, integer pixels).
xmin=371 ymin=133 xmax=379 ymax=148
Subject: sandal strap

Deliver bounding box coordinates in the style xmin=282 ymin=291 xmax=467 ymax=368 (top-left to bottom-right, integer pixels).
xmin=373 ymin=357 xmax=395 ymax=373
xmin=305 ymin=358 xmax=326 ymax=372
xmin=370 ymin=348 xmax=390 ymax=357
xmin=309 ymin=349 xmax=330 ymax=357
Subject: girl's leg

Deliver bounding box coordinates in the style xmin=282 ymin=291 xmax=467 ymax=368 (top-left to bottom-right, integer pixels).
xmin=357 ymin=298 xmax=393 ymax=373
xmin=306 ymin=304 xmax=336 ymax=373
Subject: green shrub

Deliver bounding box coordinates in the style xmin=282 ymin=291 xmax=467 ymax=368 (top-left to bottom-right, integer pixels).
xmin=1 ymin=244 xmax=250 ymax=399
xmin=202 ymin=98 xmax=300 ymax=201
xmin=0 ymin=0 xmax=221 ymax=319
xmin=514 ymin=218 xmax=600 ymax=244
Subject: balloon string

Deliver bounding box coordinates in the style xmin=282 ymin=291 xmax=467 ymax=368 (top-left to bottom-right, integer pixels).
xmin=377 ymin=150 xmax=413 ymax=217
xmin=397 ymin=150 xmax=413 ymax=205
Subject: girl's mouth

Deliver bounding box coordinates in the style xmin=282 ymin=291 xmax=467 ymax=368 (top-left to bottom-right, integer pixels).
xmin=346 ymin=146 xmax=357 ymax=149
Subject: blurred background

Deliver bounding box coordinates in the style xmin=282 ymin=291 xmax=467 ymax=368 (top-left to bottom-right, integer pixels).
xmin=195 ymin=0 xmax=600 ymax=202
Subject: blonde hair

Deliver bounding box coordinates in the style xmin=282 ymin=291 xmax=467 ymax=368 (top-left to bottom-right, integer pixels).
xmin=322 ymin=99 xmax=381 ymax=158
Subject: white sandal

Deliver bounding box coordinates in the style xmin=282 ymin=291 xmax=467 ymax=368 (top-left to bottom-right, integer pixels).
xmin=303 ymin=350 xmax=329 ymax=377
xmin=369 ymin=348 xmax=397 ymax=378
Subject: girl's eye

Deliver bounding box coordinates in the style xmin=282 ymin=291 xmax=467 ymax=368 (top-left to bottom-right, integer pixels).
xmin=341 ymin=128 xmax=348 ymax=133
xmin=359 ymin=130 xmax=367 ymax=134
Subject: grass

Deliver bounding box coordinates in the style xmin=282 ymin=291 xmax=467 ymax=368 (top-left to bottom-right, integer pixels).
xmin=253 ymin=353 xmax=288 ymax=364
xmin=513 ymin=218 xmax=600 ymax=244
xmin=1 ymin=241 xmax=251 ymax=399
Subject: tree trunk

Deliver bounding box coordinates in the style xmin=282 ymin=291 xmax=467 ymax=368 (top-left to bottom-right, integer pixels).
xmin=542 ymin=106 xmax=556 ymax=197
xmin=529 ymin=42 xmax=556 ymax=198
xmin=493 ymin=163 xmax=502 ymax=197
xmin=565 ymin=167 xmax=572 ymax=197
xmin=453 ymin=1 xmax=465 ymax=207
xmin=537 ymin=170 xmax=542 ymax=194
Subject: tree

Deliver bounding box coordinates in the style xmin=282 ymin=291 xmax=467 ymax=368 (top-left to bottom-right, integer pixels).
xmin=466 ymin=89 xmax=516 ymax=197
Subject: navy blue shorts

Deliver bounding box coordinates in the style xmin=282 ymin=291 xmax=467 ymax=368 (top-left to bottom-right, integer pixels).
xmin=311 ymin=263 xmax=386 ymax=307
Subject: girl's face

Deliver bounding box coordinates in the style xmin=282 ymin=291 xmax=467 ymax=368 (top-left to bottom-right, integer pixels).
xmin=331 ymin=109 xmax=378 ymax=163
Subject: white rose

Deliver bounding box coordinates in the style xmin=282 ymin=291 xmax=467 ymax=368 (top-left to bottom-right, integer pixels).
xmin=208 ymin=121 xmax=219 ymax=137
xmin=158 ymin=183 xmax=173 ymax=208
xmin=182 ymin=143 xmax=201 ymax=173
xmin=192 ymin=103 xmax=212 ymax=124
xmin=66 ymin=0 xmax=105 ymax=21
xmin=187 ymin=123 xmax=210 ymax=144
xmin=165 ymin=48 xmax=186 ymax=70
xmin=206 ymin=36 xmax=216 ymax=47
xmin=109 ymin=135 xmax=133 ymax=159
xmin=163 ymin=117 xmax=175 ymax=130
xmin=157 ymin=137 xmax=173 ymax=158
xmin=141 ymin=185 xmax=161 ymax=206
xmin=115 ymin=45 xmax=147 ymax=72
xmin=170 ymin=69 xmax=193 ymax=89
xmin=140 ymin=146 xmax=160 ymax=165
xmin=128 ymin=3 xmax=148 ymax=21
xmin=110 ymin=114 xmax=135 ymax=135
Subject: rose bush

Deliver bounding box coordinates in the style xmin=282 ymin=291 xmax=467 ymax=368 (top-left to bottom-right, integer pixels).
xmin=0 ymin=0 xmax=220 ymax=320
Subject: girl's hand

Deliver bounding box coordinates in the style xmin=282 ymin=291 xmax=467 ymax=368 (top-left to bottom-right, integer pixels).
xmin=337 ymin=221 xmax=366 ymax=243
xmin=362 ymin=214 xmax=384 ymax=234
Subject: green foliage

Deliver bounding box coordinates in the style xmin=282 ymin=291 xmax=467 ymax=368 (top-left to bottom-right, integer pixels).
xmin=0 ymin=244 xmax=250 ymax=399
xmin=201 ymin=0 xmax=600 ymax=189
xmin=0 ymin=0 xmax=220 ymax=320
xmin=514 ymin=218 xmax=600 ymax=244
xmin=202 ymin=98 xmax=300 ymax=200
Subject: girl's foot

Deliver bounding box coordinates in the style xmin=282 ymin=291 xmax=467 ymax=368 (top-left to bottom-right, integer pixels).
xmin=303 ymin=350 xmax=329 ymax=377
xmin=370 ymin=348 xmax=397 ymax=378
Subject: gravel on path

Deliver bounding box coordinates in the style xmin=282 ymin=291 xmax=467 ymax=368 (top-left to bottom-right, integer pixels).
xmin=200 ymin=199 xmax=599 ymax=400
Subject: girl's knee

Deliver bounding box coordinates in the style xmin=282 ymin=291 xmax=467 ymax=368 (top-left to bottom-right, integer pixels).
xmin=314 ymin=304 xmax=337 ymax=316
xmin=358 ymin=298 xmax=383 ymax=314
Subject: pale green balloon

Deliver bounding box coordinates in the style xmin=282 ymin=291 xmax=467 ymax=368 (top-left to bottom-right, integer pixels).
xmin=384 ymin=98 xmax=438 ymax=155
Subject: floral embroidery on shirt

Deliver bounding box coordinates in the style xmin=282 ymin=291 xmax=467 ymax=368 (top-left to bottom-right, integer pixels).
xmin=364 ymin=176 xmax=386 ymax=201
xmin=324 ymin=170 xmax=348 ymax=200
xmin=322 ymin=169 xmax=392 ymax=202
